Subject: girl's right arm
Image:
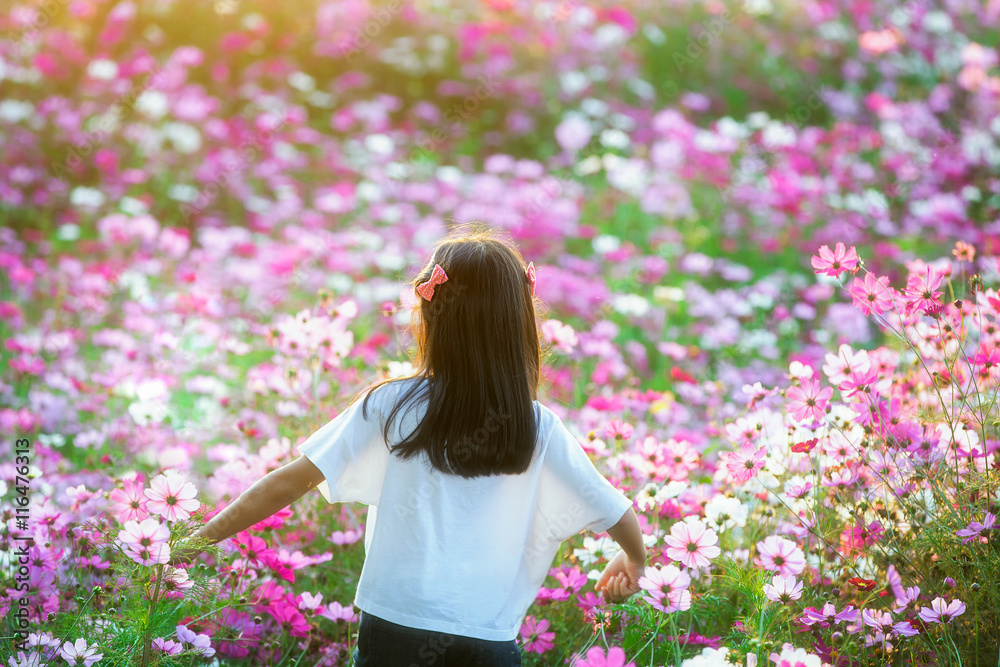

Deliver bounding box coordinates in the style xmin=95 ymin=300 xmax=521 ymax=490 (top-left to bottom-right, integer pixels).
xmin=171 ymin=456 xmax=325 ymax=564
xmin=596 ymin=507 xmax=647 ymax=602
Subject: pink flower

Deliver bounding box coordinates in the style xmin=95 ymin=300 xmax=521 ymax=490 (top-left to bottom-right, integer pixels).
xmin=763 ymin=575 xmax=803 ymax=604
xmin=152 ymin=638 xmax=183 ymax=655
xmin=800 ymin=603 xmax=858 ymax=627
xmin=724 ymin=441 xmax=766 ymax=484
xmin=605 ymin=419 xmax=634 ymax=441
xmin=574 ymin=646 xmax=636 ymax=667
xmin=298 ymin=591 xmax=324 ymax=611
xmin=756 ymin=536 xmax=806 ymax=577
xmin=847 ymin=273 xmax=895 ymax=316
xmin=318 ymin=601 xmax=358 ymax=623
xmin=769 ymin=644 xmax=823 ymax=667
xmin=785 ymin=378 xmax=832 ymax=424
xmin=60 ymin=639 xmax=103 ymax=667
xmin=144 ymin=472 xmax=200 ymax=522
xmin=638 ymin=564 xmax=692 ymax=613
xmin=118 ymin=518 xmax=170 ymax=549
xmin=858 ymin=29 xmax=902 ymax=55
xmin=542 ymin=319 xmax=578 ymax=353
xmin=664 ymin=520 xmax=721 ymax=569
xmin=118 ymin=518 xmax=171 ymax=566
xmin=109 ymin=477 xmax=148 ymax=523
xmin=555 ymin=115 xmax=592 ymax=153
xmin=822 ymin=344 xmax=870 ymax=386
xmin=520 ymin=616 xmax=555 ymax=654
xmin=902 ymin=267 xmax=944 ymax=315
xmin=811 ymin=243 xmax=859 ymax=277
xmin=862 ymin=609 xmax=894 ymax=633
xmin=918 ymin=597 xmax=966 ymax=624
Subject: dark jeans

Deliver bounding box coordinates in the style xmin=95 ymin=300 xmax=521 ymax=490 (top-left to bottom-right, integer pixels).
xmin=352 ymin=611 xmax=522 ymax=667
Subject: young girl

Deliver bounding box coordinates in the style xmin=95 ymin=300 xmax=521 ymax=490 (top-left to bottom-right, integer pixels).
xmin=183 ymin=228 xmax=648 ymax=665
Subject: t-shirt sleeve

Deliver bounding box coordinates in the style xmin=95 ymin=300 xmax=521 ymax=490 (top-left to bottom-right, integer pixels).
xmin=297 ymin=388 xmax=390 ymax=506
xmin=536 ymin=412 xmax=634 ymax=543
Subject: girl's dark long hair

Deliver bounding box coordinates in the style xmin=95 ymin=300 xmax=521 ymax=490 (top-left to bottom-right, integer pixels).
xmin=362 ymin=226 xmax=541 ymax=478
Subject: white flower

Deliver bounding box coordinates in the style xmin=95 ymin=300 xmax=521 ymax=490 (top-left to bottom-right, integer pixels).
xmin=572 ymin=536 xmax=619 ymax=567
xmin=680 ymin=646 xmax=737 ymax=667
xmin=87 ymin=58 xmax=118 ymax=80
xmin=704 ymin=496 xmax=748 ymax=531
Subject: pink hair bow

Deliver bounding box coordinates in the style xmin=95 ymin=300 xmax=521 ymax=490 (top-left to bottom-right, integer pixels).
xmin=526 ymin=262 xmax=536 ymax=296
xmin=416 ymin=264 xmax=449 ymax=301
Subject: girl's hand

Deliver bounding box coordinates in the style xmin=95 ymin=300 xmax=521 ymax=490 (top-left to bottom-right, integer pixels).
xmin=595 ymin=550 xmax=645 ymax=603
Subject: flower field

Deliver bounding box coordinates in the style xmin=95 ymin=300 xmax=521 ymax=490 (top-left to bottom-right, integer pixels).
xmin=1 ymin=0 xmax=1000 ymax=665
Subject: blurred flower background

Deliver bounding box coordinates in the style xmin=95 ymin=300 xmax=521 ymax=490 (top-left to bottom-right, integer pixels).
xmin=1 ymin=0 xmax=999 ymax=665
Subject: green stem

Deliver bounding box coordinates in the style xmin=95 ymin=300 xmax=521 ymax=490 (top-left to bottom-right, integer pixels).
xmin=142 ymin=564 xmax=165 ymax=667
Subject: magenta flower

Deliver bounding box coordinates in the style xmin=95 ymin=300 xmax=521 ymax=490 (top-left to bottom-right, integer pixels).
xmin=268 ymin=601 xmax=310 ymax=637
xmin=724 ymin=441 xmax=766 ymax=484
xmin=756 ymin=536 xmax=806 ymax=577
xmin=847 ymin=273 xmax=895 ymax=316
xmin=520 ymin=616 xmax=555 ymax=654
xmin=955 ymin=513 xmax=996 ymax=544
xmin=811 ymin=243 xmax=859 ymax=277
xmin=144 ymin=472 xmax=200 ymax=522
xmin=109 ymin=477 xmax=148 ymax=523
xmin=785 ymin=377 xmax=833 ymax=424
xmin=902 ymin=268 xmax=944 ymax=315
xmin=763 ymin=575 xmax=803 ymax=604
xmin=60 ymin=639 xmax=103 ymax=667
xmin=664 ymin=519 xmax=721 ymax=569
xmin=918 ymin=597 xmax=966 ymax=624
xmin=574 ymin=646 xmax=636 ymax=667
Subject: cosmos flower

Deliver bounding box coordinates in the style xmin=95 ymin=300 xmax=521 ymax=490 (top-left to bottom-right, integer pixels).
xmin=520 ymin=616 xmax=555 ymax=654
xmin=144 ymin=472 xmax=200 ymax=522
xmin=756 ymin=536 xmax=806 ymax=577
xmin=108 ymin=477 xmax=149 ymax=523
xmin=811 ymin=243 xmax=859 ymax=277
xmin=664 ymin=520 xmax=721 ymax=569
xmin=573 ymin=646 xmax=636 ymax=667
xmin=785 ymin=377 xmax=832 ymax=424
xmin=724 ymin=441 xmax=766 ymax=484
xmin=763 ymin=575 xmax=803 ymax=604
xmin=918 ymin=598 xmax=966 ymax=624
xmin=60 ymin=640 xmax=103 ymax=667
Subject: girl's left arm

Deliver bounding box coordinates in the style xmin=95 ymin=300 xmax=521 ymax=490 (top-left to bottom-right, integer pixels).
xmin=190 ymin=455 xmax=325 ymax=546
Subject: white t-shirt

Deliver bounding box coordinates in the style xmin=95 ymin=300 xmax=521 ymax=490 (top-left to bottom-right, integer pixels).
xmin=297 ymin=377 xmax=633 ymax=641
